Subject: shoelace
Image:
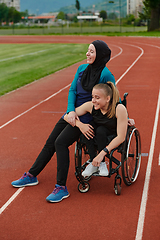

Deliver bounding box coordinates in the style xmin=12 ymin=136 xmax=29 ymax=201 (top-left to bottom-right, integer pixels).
xmin=52 ymin=187 xmax=62 ymax=195
xmin=19 ymin=173 xmax=27 ymax=180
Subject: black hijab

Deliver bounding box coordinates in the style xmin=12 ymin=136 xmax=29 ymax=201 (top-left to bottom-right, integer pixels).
xmin=81 ymin=40 xmax=111 ymax=92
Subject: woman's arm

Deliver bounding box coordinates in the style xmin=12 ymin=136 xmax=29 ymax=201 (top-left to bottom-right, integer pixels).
xmin=64 ymin=116 xmax=94 ymax=140
xmin=66 ymin=69 xmax=79 ymax=127
xmin=75 ymin=101 xmax=93 ymax=116
xmin=75 ymin=120 xmax=94 ymax=139
xmin=92 ymin=104 xmax=128 ymax=166
xmin=67 ymin=69 xmax=79 ymax=114
xmin=67 ymin=64 xmax=89 ymax=113
xmin=64 ymin=101 xmax=92 ymax=121
xmin=107 ymin=104 xmax=128 ymax=151
xmin=64 ymin=101 xmax=94 ymax=139
xmin=67 ymin=65 xmax=89 ymax=126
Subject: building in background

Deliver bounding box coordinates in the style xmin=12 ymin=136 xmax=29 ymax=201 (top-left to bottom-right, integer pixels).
xmin=0 ymin=0 xmax=20 ymax=11
xmin=77 ymin=11 xmax=102 ymax=22
xmin=127 ymin=0 xmax=144 ymax=17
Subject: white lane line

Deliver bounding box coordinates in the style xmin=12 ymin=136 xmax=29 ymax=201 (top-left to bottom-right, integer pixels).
xmin=0 ymin=84 xmax=71 ymax=130
xmin=135 ymin=42 xmax=160 ymax=50
xmin=135 ymin=89 xmax=160 ymax=240
xmin=0 ymin=188 xmax=24 ymax=214
xmin=0 ymin=49 xmax=51 ymax=62
xmin=110 ymin=45 xmax=123 ymax=60
xmin=116 ymin=44 xmax=144 ymax=84
xmin=0 ymin=43 xmax=143 ymax=214
xmin=159 ymin=152 xmax=160 ymax=166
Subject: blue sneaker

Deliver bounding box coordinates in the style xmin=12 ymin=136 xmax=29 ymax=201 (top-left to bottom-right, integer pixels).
xmin=11 ymin=172 xmax=39 ymax=187
xmin=46 ymin=184 xmax=70 ymax=203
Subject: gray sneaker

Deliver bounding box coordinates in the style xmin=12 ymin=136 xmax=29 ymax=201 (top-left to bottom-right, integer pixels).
xmin=99 ymin=162 xmax=109 ymax=176
xmin=82 ymin=163 xmax=98 ymax=177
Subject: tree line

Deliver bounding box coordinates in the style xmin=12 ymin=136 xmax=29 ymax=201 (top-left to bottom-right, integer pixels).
xmin=140 ymin=0 xmax=160 ymax=30
xmin=0 ymin=3 xmax=23 ymax=24
xmin=75 ymin=0 xmax=160 ymax=31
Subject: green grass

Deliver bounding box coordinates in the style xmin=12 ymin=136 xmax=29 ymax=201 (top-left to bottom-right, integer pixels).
xmin=1 ymin=26 xmax=159 ymax=37
xmin=0 ymin=29 xmax=159 ymax=96
xmin=0 ymin=43 xmax=88 ymax=96
xmin=97 ymin=30 xmax=160 ymax=37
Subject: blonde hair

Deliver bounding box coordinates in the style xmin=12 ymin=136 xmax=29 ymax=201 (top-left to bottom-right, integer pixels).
xmin=93 ymin=82 xmax=120 ymax=118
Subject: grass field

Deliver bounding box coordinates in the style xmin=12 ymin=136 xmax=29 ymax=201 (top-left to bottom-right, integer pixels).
xmin=0 ymin=43 xmax=88 ymax=96
xmin=0 ymin=29 xmax=159 ymax=96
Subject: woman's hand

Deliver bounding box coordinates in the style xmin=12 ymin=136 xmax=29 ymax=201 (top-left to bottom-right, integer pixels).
xmin=92 ymin=151 xmax=106 ymax=167
xmin=77 ymin=122 xmax=94 ymax=140
xmin=67 ymin=111 xmax=79 ymax=127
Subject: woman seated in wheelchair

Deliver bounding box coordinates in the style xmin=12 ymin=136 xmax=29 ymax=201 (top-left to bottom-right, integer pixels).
xmin=64 ymin=81 xmax=128 ymax=177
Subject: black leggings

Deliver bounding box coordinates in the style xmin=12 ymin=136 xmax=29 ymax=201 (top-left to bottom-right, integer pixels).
xmin=29 ymin=118 xmax=81 ymax=186
xmin=83 ymin=123 xmax=116 ymax=161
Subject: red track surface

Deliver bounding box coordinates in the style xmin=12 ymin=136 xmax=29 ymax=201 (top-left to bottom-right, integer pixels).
xmin=0 ymin=36 xmax=160 ymax=240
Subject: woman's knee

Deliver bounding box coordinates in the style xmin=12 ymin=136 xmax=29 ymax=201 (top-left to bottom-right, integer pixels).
xmin=55 ymin=133 xmax=71 ymax=149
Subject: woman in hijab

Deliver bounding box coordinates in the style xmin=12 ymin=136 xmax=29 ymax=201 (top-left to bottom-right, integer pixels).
xmin=11 ymin=40 xmax=115 ymax=203
xmin=67 ymin=40 xmax=115 ymax=126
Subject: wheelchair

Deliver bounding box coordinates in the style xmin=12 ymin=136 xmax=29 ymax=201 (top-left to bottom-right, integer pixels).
xmin=74 ymin=93 xmax=141 ymax=195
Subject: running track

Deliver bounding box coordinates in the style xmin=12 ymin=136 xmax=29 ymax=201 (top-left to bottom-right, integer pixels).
xmin=0 ymin=36 xmax=160 ymax=240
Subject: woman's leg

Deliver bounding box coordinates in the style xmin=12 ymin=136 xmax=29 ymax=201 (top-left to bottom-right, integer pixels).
xmin=96 ymin=126 xmax=116 ymax=151
xmin=96 ymin=126 xmax=116 ymax=161
xmin=55 ymin=125 xmax=81 ymax=186
xmin=95 ymin=126 xmax=115 ymax=176
xmin=82 ymin=121 xmax=97 ymax=161
xmin=29 ymin=118 xmax=68 ymax=177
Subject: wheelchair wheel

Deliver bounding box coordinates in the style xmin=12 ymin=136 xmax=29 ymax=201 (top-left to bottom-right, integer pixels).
xmin=114 ymin=184 xmax=121 ymax=195
xmin=121 ymin=126 xmax=141 ymax=186
xmin=75 ymin=140 xmax=92 ymax=181
xmin=78 ymin=182 xmax=90 ymax=193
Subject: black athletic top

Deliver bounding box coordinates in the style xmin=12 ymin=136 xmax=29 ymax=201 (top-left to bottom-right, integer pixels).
xmin=91 ymin=103 xmax=121 ymax=135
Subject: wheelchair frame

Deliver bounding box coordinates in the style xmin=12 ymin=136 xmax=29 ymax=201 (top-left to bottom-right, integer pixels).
xmin=74 ymin=93 xmax=141 ymax=195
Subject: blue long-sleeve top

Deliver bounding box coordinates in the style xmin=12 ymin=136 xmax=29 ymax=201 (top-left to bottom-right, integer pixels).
xmin=65 ymin=64 xmax=115 ymax=123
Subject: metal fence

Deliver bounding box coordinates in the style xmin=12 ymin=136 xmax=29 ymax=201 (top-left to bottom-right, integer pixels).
xmin=0 ymin=25 xmax=147 ymax=35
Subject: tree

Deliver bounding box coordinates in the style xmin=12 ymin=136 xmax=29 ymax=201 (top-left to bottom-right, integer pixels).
xmin=126 ymin=14 xmax=135 ymax=25
xmin=57 ymin=11 xmax=65 ymax=20
xmin=75 ymin=0 xmax=80 ymax=13
xmin=13 ymin=9 xmax=21 ymax=23
xmin=21 ymin=9 xmax=29 ymax=18
xmin=0 ymin=3 xmax=21 ymax=24
xmin=100 ymin=10 xmax=107 ymax=22
xmin=140 ymin=0 xmax=160 ymax=31
xmin=0 ymin=3 xmax=8 ymax=23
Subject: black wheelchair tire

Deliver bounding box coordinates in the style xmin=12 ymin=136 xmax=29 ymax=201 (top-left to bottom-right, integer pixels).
xmin=121 ymin=126 xmax=141 ymax=186
xmin=78 ymin=182 xmax=90 ymax=193
xmin=114 ymin=183 xmax=121 ymax=195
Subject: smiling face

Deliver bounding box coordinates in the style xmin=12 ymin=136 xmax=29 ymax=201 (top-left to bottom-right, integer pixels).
xmin=86 ymin=44 xmax=96 ymax=64
xmin=92 ymin=88 xmax=110 ymax=113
